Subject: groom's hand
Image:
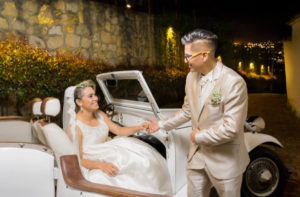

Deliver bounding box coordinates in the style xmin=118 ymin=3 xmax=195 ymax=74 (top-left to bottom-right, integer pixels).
xmin=146 ymin=118 xmax=160 ymax=133
xmin=190 ymin=128 xmax=200 ymax=144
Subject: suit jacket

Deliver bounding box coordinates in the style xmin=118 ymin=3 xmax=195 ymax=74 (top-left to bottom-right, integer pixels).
xmin=161 ymin=61 xmax=250 ymax=179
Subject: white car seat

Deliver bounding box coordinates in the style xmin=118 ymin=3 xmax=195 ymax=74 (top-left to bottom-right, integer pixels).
xmin=31 ymin=98 xmax=46 ymax=144
xmin=31 ymin=98 xmax=43 ymax=118
xmin=40 ymin=97 xmax=73 ymax=158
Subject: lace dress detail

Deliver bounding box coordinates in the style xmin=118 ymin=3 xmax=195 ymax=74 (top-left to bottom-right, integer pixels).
xmin=76 ymin=113 xmax=172 ymax=195
xmin=76 ymin=114 xmax=109 ymax=154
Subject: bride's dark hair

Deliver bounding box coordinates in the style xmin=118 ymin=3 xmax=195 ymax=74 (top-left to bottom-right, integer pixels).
xmin=74 ymin=80 xmax=96 ymax=112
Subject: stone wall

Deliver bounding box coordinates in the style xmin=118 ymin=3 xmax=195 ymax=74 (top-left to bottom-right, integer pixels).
xmin=0 ymin=0 xmax=156 ymax=66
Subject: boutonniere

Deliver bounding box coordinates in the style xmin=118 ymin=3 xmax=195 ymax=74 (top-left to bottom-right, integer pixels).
xmin=210 ymin=89 xmax=222 ymax=105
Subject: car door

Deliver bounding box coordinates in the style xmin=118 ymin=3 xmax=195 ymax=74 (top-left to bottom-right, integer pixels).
xmin=96 ymin=70 xmax=191 ymax=195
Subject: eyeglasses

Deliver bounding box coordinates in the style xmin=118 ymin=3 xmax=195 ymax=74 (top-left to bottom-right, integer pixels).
xmin=185 ymin=51 xmax=210 ymax=61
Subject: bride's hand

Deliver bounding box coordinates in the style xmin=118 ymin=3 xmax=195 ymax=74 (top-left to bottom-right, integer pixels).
xmin=99 ymin=162 xmax=119 ymax=177
xmin=140 ymin=122 xmax=149 ymax=130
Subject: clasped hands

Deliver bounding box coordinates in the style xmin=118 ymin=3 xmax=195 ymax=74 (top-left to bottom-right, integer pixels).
xmin=143 ymin=118 xmax=160 ymax=133
xmin=142 ymin=118 xmax=200 ymax=143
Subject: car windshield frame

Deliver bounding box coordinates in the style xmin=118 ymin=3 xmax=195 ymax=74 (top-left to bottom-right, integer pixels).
xmin=96 ymin=70 xmax=160 ymax=116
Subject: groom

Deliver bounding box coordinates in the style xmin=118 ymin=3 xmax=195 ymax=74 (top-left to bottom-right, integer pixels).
xmin=147 ymin=29 xmax=250 ymax=197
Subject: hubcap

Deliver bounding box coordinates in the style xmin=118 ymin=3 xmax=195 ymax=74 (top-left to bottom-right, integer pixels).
xmin=259 ymin=169 xmax=273 ymax=183
xmin=245 ymin=157 xmax=279 ymax=196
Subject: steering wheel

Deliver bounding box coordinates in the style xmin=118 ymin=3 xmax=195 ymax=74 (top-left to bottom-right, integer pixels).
xmin=102 ymin=103 xmax=115 ymax=119
xmin=102 ymin=103 xmax=124 ymax=138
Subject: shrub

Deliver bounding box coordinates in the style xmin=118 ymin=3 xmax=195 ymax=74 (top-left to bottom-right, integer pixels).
xmin=0 ymin=38 xmax=106 ymax=114
xmin=0 ymin=38 xmax=188 ymax=115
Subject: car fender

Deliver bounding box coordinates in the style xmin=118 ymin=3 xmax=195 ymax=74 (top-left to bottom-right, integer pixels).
xmin=244 ymin=132 xmax=283 ymax=152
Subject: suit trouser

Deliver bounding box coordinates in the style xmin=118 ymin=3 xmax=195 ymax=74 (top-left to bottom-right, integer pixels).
xmin=186 ymin=166 xmax=243 ymax=197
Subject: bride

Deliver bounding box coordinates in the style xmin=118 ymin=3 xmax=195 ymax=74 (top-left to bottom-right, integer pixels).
xmin=64 ymin=80 xmax=172 ymax=195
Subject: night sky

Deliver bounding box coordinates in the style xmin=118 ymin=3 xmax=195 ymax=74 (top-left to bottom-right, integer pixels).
xmin=196 ymin=1 xmax=300 ymax=42
xmin=153 ymin=0 xmax=300 ymax=42
xmin=99 ymin=0 xmax=300 ymax=42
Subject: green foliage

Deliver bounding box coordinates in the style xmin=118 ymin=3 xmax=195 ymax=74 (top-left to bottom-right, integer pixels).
xmin=0 ymin=39 xmax=106 ymax=104
xmin=0 ymin=39 xmax=188 ymax=114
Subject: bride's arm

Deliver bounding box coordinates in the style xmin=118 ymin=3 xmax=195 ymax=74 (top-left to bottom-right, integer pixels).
xmin=77 ymin=126 xmax=119 ymax=177
xmin=99 ymin=111 xmax=148 ymax=136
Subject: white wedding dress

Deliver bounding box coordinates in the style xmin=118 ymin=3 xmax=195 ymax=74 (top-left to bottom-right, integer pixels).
xmin=76 ymin=114 xmax=172 ymax=195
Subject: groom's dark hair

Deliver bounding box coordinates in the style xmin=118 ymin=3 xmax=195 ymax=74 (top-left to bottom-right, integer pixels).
xmin=181 ymin=29 xmax=218 ymax=50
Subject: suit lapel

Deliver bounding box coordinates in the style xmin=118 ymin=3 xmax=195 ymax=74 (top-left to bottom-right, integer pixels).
xmin=197 ymin=62 xmax=223 ymax=121
xmin=190 ymin=72 xmax=202 ymax=118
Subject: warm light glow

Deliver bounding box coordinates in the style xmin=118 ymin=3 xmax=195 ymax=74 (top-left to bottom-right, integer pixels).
xmin=249 ymin=62 xmax=254 ymax=72
xmin=166 ymin=27 xmax=174 ymax=40
xmin=261 ymin=65 xmax=265 ymax=73
xmin=217 ymin=56 xmax=222 ymax=62
xmin=233 ymin=42 xmax=241 ymax=46
xmin=165 ymin=26 xmax=180 ymax=66
xmin=268 ymin=66 xmax=270 ymax=73
xmin=238 ymin=61 xmax=242 ymax=70
xmin=126 ymin=3 xmax=131 ymax=8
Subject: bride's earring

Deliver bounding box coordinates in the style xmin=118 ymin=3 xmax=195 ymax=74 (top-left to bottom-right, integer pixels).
xmin=80 ymin=105 xmax=83 ymax=111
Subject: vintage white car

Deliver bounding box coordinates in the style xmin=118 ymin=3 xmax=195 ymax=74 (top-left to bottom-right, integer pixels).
xmin=0 ymin=70 xmax=287 ymax=197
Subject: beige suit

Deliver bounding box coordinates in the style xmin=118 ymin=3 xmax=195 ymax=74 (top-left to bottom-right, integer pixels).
xmin=161 ymin=61 xmax=250 ymax=196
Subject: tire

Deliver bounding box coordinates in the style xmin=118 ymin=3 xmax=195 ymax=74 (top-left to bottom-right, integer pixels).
xmin=242 ymin=146 xmax=288 ymax=197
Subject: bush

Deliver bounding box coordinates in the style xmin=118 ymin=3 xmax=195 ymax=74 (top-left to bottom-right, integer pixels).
xmin=0 ymin=38 xmax=108 ymax=114
xmin=0 ymin=38 xmax=188 ymax=115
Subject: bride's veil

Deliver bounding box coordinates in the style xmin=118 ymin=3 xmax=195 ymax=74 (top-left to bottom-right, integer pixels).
xmin=63 ymin=86 xmax=80 ymax=157
xmin=63 ymin=86 xmax=76 ymax=131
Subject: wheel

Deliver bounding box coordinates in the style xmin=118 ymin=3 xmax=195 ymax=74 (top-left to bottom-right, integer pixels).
xmin=242 ymin=146 xmax=288 ymax=197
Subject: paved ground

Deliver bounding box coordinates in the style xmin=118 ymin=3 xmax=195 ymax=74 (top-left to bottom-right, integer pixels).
xmin=248 ymin=93 xmax=300 ymax=197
